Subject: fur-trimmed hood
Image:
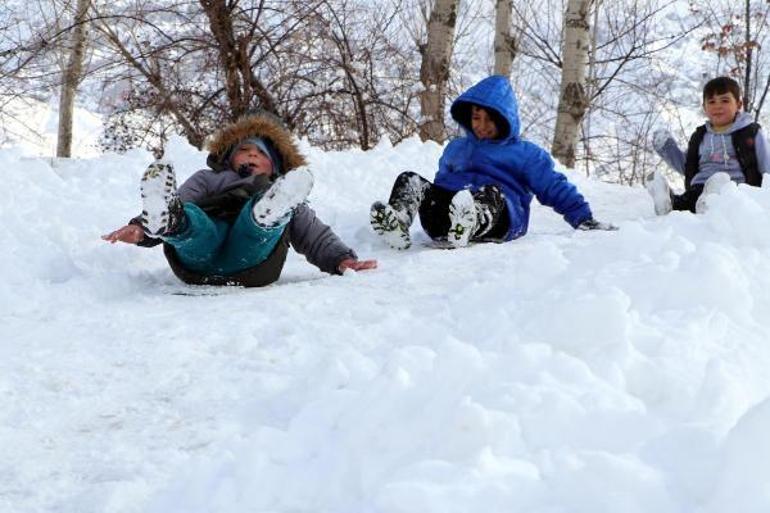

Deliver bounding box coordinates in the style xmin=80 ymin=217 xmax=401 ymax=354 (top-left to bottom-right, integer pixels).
xmin=205 ymin=112 xmax=307 ymax=173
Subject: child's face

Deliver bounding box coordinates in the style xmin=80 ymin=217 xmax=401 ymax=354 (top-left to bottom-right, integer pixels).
xmin=231 ymin=143 xmax=273 ymax=176
xmin=471 ymin=106 xmax=500 ymax=140
xmin=703 ymin=92 xmax=742 ymax=128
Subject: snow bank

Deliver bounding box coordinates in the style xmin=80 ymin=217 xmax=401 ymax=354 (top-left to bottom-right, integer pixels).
xmin=1 ymin=135 xmax=770 ymax=513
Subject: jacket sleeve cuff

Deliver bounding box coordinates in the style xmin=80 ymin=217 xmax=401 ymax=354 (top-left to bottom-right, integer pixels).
xmin=332 ymin=250 xmax=358 ymax=275
xmin=128 ymin=216 xmax=163 ymax=247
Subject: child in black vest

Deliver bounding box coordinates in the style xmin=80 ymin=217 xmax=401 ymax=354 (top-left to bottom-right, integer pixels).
xmin=646 ymin=76 xmax=769 ymax=215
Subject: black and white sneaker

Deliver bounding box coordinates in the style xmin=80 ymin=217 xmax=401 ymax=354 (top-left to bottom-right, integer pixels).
xmin=370 ymin=201 xmax=411 ymax=250
xmin=140 ymin=161 xmax=184 ymax=237
xmin=252 ymin=167 xmax=314 ymax=227
xmin=447 ymin=190 xmax=477 ymax=248
xmin=645 ymin=171 xmax=673 ymax=216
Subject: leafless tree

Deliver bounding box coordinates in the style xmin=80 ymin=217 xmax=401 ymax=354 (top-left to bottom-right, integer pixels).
xmin=418 ymin=0 xmax=459 ymax=143
xmin=696 ymin=0 xmax=770 ymax=118
xmin=551 ymin=0 xmax=593 ymax=169
xmin=57 ymin=0 xmax=91 ymax=158
xmin=493 ymin=0 xmax=516 ymax=77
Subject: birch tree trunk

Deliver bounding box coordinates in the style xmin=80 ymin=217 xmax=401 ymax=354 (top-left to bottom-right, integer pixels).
xmin=743 ymin=0 xmax=753 ymax=114
xmin=418 ymin=0 xmax=459 ymax=143
xmin=493 ymin=0 xmax=515 ymax=76
xmin=551 ymin=0 xmax=593 ymax=169
xmin=56 ymin=0 xmax=91 ymax=158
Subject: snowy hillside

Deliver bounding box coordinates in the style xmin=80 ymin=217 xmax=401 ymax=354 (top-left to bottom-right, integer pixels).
xmin=2 ymin=134 xmax=770 ymax=513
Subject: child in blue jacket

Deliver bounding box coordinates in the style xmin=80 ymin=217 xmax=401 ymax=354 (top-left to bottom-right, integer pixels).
xmin=370 ymin=75 xmax=614 ymax=249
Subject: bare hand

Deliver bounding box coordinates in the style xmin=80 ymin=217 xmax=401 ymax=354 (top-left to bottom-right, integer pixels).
xmin=338 ymin=258 xmax=378 ymax=273
xmin=102 ymin=224 xmax=145 ymax=244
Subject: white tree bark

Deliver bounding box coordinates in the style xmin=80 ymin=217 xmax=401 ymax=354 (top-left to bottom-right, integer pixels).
xmin=57 ymin=0 xmax=91 ymax=158
xmin=493 ymin=0 xmax=515 ymax=76
xmin=418 ymin=0 xmax=459 ymax=143
xmin=551 ymin=0 xmax=593 ymax=169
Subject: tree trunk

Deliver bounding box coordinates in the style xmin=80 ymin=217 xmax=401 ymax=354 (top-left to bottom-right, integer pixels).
xmin=57 ymin=0 xmax=91 ymax=158
xmin=551 ymin=0 xmax=593 ymax=169
xmin=582 ymin=0 xmax=601 ymax=177
xmin=418 ymin=0 xmax=459 ymax=143
xmin=744 ymin=0 xmax=753 ymax=114
xmin=493 ymin=0 xmax=515 ymax=76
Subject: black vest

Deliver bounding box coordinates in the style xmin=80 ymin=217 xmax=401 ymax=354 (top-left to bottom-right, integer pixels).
xmin=684 ymin=122 xmax=763 ymax=189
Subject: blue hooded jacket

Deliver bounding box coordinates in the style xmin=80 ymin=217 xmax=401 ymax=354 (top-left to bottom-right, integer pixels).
xmin=434 ymin=75 xmax=593 ymax=240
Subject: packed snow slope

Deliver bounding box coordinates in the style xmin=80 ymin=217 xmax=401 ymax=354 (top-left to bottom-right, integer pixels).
xmin=2 ymin=135 xmax=770 ymax=513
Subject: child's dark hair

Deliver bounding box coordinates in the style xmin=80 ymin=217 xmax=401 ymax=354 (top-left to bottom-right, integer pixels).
xmin=703 ymin=76 xmax=742 ymax=103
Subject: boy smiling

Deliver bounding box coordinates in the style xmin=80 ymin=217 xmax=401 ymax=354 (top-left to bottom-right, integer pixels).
xmin=370 ymin=75 xmax=615 ymax=250
xmin=648 ymin=76 xmax=769 ymax=214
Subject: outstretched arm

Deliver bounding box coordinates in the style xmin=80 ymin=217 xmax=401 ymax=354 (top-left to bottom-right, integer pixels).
xmin=290 ymin=204 xmax=377 ymax=275
xmin=652 ymin=129 xmax=685 ymax=175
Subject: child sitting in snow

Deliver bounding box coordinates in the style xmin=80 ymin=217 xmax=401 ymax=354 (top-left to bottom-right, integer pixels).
xmin=647 ymin=76 xmax=769 ymax=215
xmin=103 ymin=112 xmax=376 ymax=286
xmin=369 ymin=75 xmax=614 ymax=250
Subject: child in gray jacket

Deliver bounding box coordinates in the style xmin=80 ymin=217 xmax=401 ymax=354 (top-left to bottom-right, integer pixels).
xmin=103 ymin=112 xmax=376 ymax=287
xmin=647 ymin=76 xmax=769 ymax=214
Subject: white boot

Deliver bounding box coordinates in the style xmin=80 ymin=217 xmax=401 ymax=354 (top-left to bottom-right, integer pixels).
xmin=695 ymin=172 xmax=731 ymax=214
xmin=447 ymin=190 xmax=477 ymax=248
xmin=645 ymin=171 xmax=673 ymax=216
xmin=252 ymin=167 xmax=314 ymax=227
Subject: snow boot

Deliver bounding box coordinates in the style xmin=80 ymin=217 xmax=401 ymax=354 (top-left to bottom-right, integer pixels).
xmin=140 ymin=161 xmax=185 ymax=238
xmin=370 ymin=201 xmax=411 ymax=250
xmin=447 ymin=190 xmax=477 ymax=248
xmin=695 ymin=171 xmax=731 ymax=214
xmin=370 ymin=171 xmax=430 ymax=250
xmin=645 ymin=170 xmax=673 ymax=216
xmin=471 ymin=185 xmax=506 ymax=239
xmin=388 ymin=171 xmax=430 ymax=225
xmin=252 ymin=167 xmax=314 ymax=227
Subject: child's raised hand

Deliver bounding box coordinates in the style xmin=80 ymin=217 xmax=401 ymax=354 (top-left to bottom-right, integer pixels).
xmin=338 ymin=258 xmax=378 ymax=273
xmin=102 ymin=224 xmax=145 ymax=244
xmin=652 ymin=129 xmax=674 ymax=153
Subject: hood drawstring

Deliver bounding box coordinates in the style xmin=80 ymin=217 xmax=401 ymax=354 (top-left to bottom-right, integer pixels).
xmin=709 ymin=133 xmax=731 ymax=169
xmin=720 ymin=135 xmax=729 ymax=168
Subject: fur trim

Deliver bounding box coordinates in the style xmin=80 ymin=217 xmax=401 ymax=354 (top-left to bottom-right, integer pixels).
xmin=205 ymin=113 xmax=307 ymax=172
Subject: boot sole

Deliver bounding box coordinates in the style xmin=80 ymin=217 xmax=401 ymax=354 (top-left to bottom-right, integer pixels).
xmin=370 ymin=202 xmax=411 ymax=250
xmin=140 ymin=161 xmax=178 ymax=236
xmin=447 ymin=190 xmax=476 ymax=248
xmin=252 ymin=168 xmax=314 ymax=227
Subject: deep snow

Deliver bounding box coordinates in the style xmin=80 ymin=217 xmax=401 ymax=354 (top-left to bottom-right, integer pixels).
xmin=2 ymin=130 xmax=770 ymax=513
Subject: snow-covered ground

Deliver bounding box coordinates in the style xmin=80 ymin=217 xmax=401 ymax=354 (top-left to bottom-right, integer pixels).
xmin=2 ymin=129 xmax=770 ymax=513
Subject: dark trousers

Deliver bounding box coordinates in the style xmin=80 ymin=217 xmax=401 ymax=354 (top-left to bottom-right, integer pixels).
xmin=389 ymin=171 xmax=510 ymax=241
xmin=672 ymin=184 xmax=704 ymax=213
